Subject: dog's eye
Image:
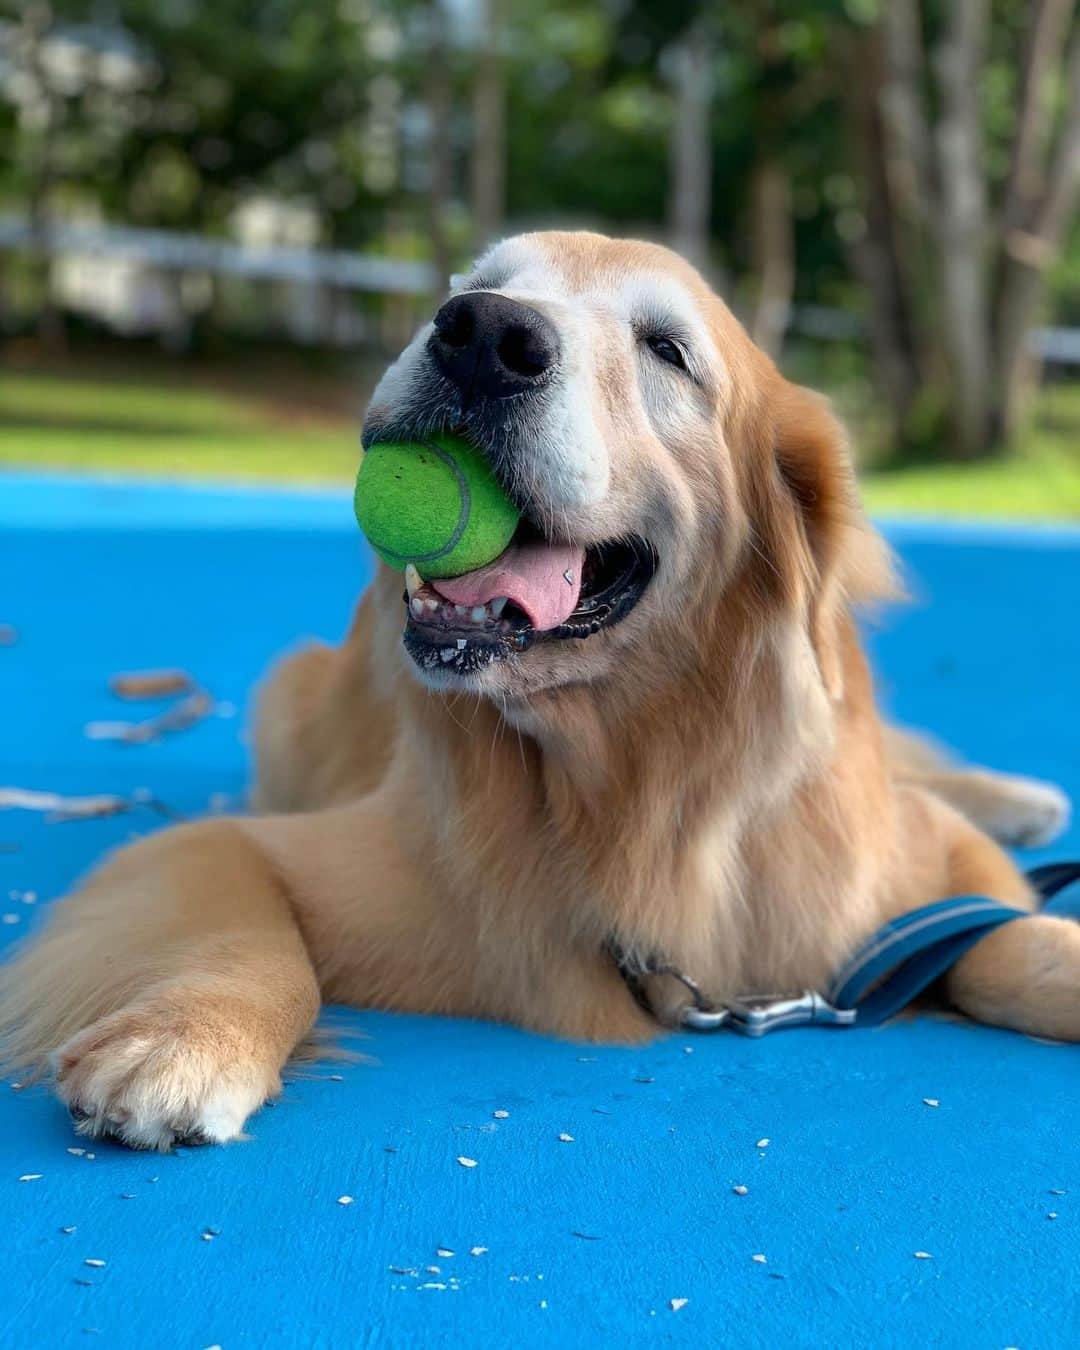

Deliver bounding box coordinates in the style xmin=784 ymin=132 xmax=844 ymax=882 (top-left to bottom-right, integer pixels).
xmin=644 ymin=334 xmax=687 ymax=371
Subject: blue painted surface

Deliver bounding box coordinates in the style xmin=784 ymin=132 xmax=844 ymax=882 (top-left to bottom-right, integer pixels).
xmin=1 ymin=475 xmax=1077 ymax=1350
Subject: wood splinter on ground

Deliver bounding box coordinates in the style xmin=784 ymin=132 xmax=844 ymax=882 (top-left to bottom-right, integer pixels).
xmin=1 ymin=787 xmax=130 ymax=820
xmin=109 ymin=668 xmax=193 ymax=700
xmin=0 ymin=786 xmax=179 ymax=823
xmin=86 ymin=688 xmax=214 ymax=746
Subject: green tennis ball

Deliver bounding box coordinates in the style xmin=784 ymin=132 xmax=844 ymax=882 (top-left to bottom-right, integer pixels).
xmin=353 ymin=433 xmax=520 ymax=580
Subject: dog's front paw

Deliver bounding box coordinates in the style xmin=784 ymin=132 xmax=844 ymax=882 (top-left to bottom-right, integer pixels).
xmin=52 ymin=998 xmax=280 ymax=1151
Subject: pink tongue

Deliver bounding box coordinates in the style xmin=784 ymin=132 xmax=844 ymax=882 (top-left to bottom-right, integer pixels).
xmin=433 ymin=540 xmax=585 ymax=632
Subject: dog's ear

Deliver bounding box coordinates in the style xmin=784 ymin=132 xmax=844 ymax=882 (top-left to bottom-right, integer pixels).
xmin=767 ymin=380 xmax=896 ymax=699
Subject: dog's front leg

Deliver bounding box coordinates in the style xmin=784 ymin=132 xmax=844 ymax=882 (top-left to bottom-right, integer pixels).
xmin=0 ymin=819 xmax=320 ymax=1149
xmin=1 ymin=798 xmax=654 ymax=1150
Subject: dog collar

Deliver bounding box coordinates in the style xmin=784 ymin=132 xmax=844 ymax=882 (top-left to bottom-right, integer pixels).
xmin=609 ymin=860 xmax=1080 ymax=1037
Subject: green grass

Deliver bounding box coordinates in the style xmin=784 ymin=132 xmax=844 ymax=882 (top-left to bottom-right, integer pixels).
xmin=860 ymin=445 xmax=1080 ymax=520
xmin=1 ymin=364 xmax=1078 ymax=519
xmin=860 ymin=383 xmax=1080 ymax=522
xmin=0 ymin=368 xmax=359 ymax=484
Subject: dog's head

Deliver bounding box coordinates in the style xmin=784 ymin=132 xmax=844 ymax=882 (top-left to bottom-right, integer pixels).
xmin=363 ymin=230 xmax=891 ymax=714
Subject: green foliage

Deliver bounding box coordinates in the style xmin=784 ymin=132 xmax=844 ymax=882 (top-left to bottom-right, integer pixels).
xmin=0 ymin=0 xmax=891 ymax=277
xmin=1 ymin=1 xmax=406 ymax=240
xmin=3 ymin=0 xmax=1073 ymax=294
xmin=1 ymin=0 xmax=1076 ymax=479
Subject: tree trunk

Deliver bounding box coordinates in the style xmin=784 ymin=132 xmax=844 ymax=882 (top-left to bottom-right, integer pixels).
xmin=998 ymin=0 xmax=1073 ymax=239
xmin=21 ymin=1 xmax=66 ymax=352
xmin=470 ymin=0 xmax=506 ymax=255
xmin=877 ymin=0 xmax=938 ymax=383
xmin=851 ymin=0 xmax=1079 ymax=461
xmin=748 ymin=159 xmax=793 ymax=359
xmin=426 ymin=0 xmax=453 ymax=296
xmin=931 ymin=0 xmax=993 ymax=457
xmin=879 ymin=0 xmax=935 ymax=231
xmin=667 ymin=27 xmax=713 ymax=270
xmin=844 ymin=23 xmax=923 ymax=448
xmin=992 ymin=26 xmax=1080 ymax=441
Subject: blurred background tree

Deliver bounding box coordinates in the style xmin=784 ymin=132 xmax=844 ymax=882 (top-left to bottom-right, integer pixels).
xmin=0 ymin=0 xmax=1077 ymax=506
xmin=845 ymin=0 xmax=1080 ymax=457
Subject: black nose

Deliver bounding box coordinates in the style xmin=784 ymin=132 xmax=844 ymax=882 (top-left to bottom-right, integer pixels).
xmin=428 ymin=292 xmax=559 ymax=401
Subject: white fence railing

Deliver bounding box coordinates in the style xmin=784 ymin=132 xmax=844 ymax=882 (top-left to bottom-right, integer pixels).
xmin=0 ymin=217 xmax=437 ymax=295
xmin=3 ymin=216 xmax=1076 ymax=363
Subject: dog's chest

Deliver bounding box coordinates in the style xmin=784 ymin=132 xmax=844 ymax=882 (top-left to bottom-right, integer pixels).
xmin=604 ymin=810 xmax=862 ymax=1005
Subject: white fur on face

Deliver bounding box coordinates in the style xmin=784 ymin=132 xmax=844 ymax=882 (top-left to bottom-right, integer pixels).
xmin=368 ymin=320 xmax=437 ymax=414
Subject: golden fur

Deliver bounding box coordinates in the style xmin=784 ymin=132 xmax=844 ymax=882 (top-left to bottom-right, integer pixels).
xmin=1 ymin=232 xmax=1075 ymax=1149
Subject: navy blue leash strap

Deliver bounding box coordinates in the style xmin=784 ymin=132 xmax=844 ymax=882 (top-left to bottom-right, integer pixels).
xmin=825 ymin=861 xmax=1080 ymax=1029
xmin=1026 ymin=860 xmax=1080 ymax=904
xmin=612 ymin=860 xmax=1080 ymax=1035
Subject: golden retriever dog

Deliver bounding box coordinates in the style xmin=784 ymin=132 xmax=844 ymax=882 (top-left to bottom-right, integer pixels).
xmin=1 ymin=231 xmax=1075 ymax=1150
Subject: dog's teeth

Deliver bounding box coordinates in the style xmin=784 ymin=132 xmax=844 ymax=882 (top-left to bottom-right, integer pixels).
xmin=404 ymin=564 xmax=423 ymax=600
xmin=489 ymin=597 xmax=508 ymax=619
xmin=471 ymin=606 xmax=487 ymax=624
xmin=422 ymin=597 xmax=439 ymax=614
xmin=410 ymin=596 xmax=425 ymax=619
xmin=454 ymin=604 xmax=469 ymax=618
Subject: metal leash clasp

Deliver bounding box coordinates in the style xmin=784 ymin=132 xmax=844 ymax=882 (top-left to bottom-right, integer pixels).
xmin=608 ymin=939 xmax=857 ymax=1036
xmin=680 ymin=990 xmax=857 ymax=1036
